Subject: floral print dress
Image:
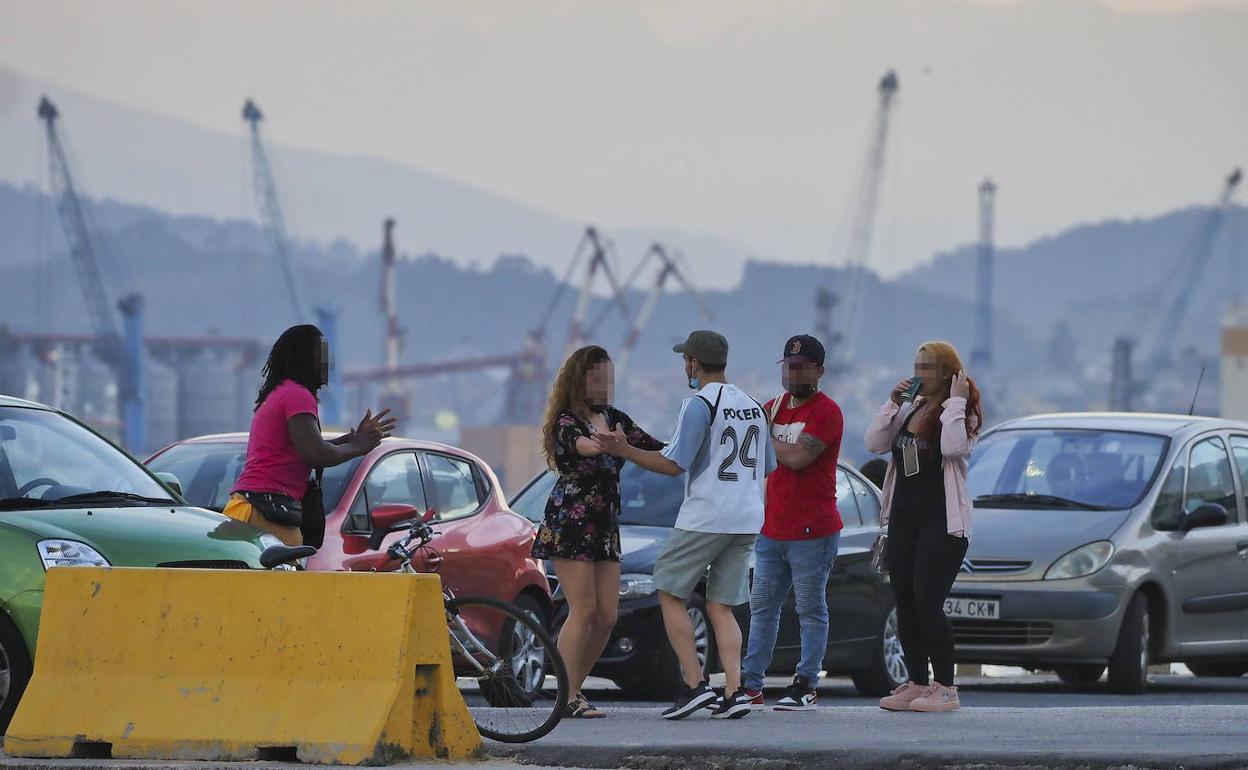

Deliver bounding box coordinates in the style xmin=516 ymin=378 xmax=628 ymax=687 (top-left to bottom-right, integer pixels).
xmin=531 ymin=408 xmax=664 ymax=562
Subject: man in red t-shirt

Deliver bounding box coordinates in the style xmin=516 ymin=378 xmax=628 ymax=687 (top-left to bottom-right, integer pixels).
xmin=742 ymin=334 xmax=844 ymax=711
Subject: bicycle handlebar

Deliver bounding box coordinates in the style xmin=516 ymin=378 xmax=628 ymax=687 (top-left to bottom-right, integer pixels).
xmin=385 ymin=519 xmax=437 ymax=566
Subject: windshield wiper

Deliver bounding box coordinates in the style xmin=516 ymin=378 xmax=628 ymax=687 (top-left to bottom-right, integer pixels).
xmin=53 ymin=491 xmax=173 ymax=506
xmin=0 ymin=497 xmax=61 ymax=510
xmin=974 ymin=493 xmax=1110 ymax=511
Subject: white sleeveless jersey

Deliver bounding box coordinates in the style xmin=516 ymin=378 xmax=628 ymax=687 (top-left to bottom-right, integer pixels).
xmin=675 ymin=383 xmax=769 ymax=534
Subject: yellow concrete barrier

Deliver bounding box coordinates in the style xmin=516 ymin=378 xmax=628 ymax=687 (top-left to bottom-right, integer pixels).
xmin=6 ymin=567 xmax=481 ymax=764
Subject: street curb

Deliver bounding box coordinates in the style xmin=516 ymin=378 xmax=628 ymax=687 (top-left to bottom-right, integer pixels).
xmin=491 ymin=744 xmax=1248 ymax=770
xmin=4 ymin=745 xmax=1248 ymax=769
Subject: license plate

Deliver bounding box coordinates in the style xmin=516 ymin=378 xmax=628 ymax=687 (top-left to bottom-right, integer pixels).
xmin=944 ymin=597 xmax=1000 ymax=620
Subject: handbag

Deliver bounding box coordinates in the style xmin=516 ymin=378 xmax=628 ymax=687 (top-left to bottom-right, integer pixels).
xmin=300 ymin=468 xmax=326 ymax=549
xmin=240 ymin=491 xmax=303 ymax=528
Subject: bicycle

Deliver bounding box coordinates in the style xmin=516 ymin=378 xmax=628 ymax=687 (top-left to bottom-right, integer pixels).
xmin=383 ymin=514 xmax=568 ymax=743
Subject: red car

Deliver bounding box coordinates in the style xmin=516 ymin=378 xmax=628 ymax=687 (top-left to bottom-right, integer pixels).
xmin=145 ymin=434 xmax=552 ymax=625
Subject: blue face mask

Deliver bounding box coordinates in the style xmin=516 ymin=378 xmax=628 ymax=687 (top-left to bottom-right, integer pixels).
xmin=688 ymin=377 xmax=700 ymax=390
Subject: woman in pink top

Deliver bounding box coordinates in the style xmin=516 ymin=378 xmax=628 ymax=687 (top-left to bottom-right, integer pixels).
xmin=223 ymin=325 xmax=395 ymax=546
xmin=865 ymin=341 xmax=982 ymax=714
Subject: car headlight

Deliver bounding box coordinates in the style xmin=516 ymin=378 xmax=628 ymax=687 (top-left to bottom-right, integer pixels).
xmin=1044 ymin=541 xmax=1115 ymax=580
xmin=619 ymin=573 xmax=657 ymax=599
xmin=37 ymin=539 xmax=110 ymax=570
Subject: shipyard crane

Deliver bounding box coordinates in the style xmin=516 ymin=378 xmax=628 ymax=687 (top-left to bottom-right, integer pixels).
xmin=37 ymin=95 xmax=146 ymax=451
xmin=242 ymin=99 xmax=343 ymax=424
xmin=346 ymin=226 xmax=636 ymax=426
xmin=822 ymin=70 xmax=900 ymax=369
xmin=1147 ymin=167 xmax=1242 ymax=368
xmin=561 ymin=227 xmax=631 ymax=357
xmin=242 ymin=99 xmax=305 ymax=324
xmin=588 ymin=243 xmax=712 ymax=375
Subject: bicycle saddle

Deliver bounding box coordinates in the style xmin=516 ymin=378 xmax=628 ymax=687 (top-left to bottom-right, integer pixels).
xmin=260 ymin=544 xmax=318 ymax=569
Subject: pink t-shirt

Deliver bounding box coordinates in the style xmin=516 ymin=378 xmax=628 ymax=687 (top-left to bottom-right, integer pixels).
xmin=232 ymin=379 xmax=319 ymax=500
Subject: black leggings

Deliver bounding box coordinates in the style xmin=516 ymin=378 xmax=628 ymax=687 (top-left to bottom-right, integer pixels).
xmin=887 ymin=505 xmax=968 ymax=687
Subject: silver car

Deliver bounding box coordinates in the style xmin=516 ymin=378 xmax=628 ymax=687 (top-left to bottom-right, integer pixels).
xmin=951 ymin=412 xmax=1248 ymax=693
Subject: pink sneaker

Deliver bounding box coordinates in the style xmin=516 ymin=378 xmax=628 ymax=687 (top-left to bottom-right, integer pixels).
xmin=910 ymin=683 xmax=960 ymax=712
xmin=878 ymin=681 xmax=930 ymax=711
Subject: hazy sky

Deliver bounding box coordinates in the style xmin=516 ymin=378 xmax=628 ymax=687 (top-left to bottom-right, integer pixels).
xmin=1 ymin=0 xmax=1245 ymax=277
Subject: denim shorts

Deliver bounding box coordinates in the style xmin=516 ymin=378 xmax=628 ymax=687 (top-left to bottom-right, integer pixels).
xmin=652 ymin=529 xmax=757 ymax=606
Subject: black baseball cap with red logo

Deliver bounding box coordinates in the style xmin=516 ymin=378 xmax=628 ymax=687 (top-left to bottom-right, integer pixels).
xmin=778 ymin=334 xmax=825 ymax=366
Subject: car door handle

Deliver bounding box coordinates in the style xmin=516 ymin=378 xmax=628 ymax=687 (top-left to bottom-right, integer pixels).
xmin=1237 ymin=541 xmax=1248 ymax=553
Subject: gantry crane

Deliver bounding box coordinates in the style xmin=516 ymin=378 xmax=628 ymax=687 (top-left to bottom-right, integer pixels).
xmin=38 ymin=96 xmax=146 ymax=451
xmin=344 ymin=225 xmax=639 ymax=426
xmin=588 ymin=242 xmax=712 ymax=376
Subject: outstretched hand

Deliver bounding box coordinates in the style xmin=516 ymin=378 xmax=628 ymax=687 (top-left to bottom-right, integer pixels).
xmin=350 ymin=408 xmax=397 ymax=453
xmin=592 ymin=427 xmax=630 ymax=457
xmin=357 ymin=408 xmax=398 ymax=438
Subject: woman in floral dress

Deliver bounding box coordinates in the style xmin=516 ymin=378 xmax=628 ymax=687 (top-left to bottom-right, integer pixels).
xmin=532 ymin=345 xmax=664 ymax=717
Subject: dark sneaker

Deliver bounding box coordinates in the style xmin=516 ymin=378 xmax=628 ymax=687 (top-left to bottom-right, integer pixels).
xmin=744 ymin=688 xmax=765 ymax=710
xmin=660 ymin=681 xmax=718 ymax=720
xmin=711 ymin=687 xmax=754 ymax=719
xmin=773 ymin=676 xmax=818 ymax=711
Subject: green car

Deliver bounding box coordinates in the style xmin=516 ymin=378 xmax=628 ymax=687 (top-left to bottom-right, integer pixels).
xmin=0 ymin=394 xmax=279 ymax=734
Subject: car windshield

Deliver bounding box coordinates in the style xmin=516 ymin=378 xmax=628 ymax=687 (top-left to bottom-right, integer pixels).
xmin=508 ymin=471 xmax=556 ymax=524
xmin=0 ymin=405 xmax=175 ymax=509
xmin=508 ymin=465 xmax=685 ymax=529
xmin=147 ymin=442 xmax=361 ymax=513
xmin=968 ymin=428 xmax=1168 ymax=510
xmin=618 ymin=464 xmax=683 ymax=527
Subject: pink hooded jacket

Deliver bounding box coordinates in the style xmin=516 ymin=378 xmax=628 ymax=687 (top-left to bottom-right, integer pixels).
xmin=863 ymin=395 xmax=979 ymax=538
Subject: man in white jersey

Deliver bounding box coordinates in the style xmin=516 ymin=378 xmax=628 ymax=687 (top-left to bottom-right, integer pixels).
xmin=595 ymin=330 xmax=776 ymax=720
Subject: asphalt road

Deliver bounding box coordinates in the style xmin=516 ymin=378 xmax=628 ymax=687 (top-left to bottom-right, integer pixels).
xmin=3 ymin=673 xmax=1246 ymax=770
xmin=490 ymin=671 xmax=1248 ymax=770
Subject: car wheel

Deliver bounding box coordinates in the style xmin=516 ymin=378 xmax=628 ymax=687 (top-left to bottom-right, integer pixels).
xmin=619 ymin=593 xmax=716 ymax=700
xmin=1186 ymin=661 xmax=1248 ymax=678
xmin=851 ymin=605 xmax=909 ymax=697
xmin=1054 ymin=664 xmax=1106 ymax=685
xmin=1107 ymin=593 xmax=1150 ymax=695
xmin=0 ymin=613 xmax=33 ymax=736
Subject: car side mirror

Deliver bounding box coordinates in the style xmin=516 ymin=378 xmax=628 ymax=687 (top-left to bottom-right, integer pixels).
xmin=155 ymin=472 xmax=183 ymax=498
xmin=1179 ymin=503 xmax=1228 ymax=533
xmin=367 ymin=503 xmax=418 ymax=549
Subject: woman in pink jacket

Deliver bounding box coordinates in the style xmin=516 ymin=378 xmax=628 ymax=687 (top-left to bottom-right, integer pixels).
xmin=866 ymin=341 xmax=982 ymax=713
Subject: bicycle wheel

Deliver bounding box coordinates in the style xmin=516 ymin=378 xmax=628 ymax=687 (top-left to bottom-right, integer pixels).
xmin=445 ymin=594 xmax=568 ymax=743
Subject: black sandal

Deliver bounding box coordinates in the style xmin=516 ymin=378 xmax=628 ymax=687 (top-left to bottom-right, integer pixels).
xmin=564 ymin=693 xmax=605 ymax=719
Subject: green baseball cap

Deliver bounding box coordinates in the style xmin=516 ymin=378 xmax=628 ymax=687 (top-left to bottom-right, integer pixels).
xmin=673 ymin=330 xmax=729 ymax=367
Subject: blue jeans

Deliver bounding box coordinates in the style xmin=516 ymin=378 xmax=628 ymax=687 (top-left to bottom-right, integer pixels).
xmin=742 ymin=532 xmax=840 ymax=690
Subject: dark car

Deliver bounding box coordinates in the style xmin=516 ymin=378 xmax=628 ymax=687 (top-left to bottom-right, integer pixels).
xmin=509 ymin=460 xmax=906 ymax=699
